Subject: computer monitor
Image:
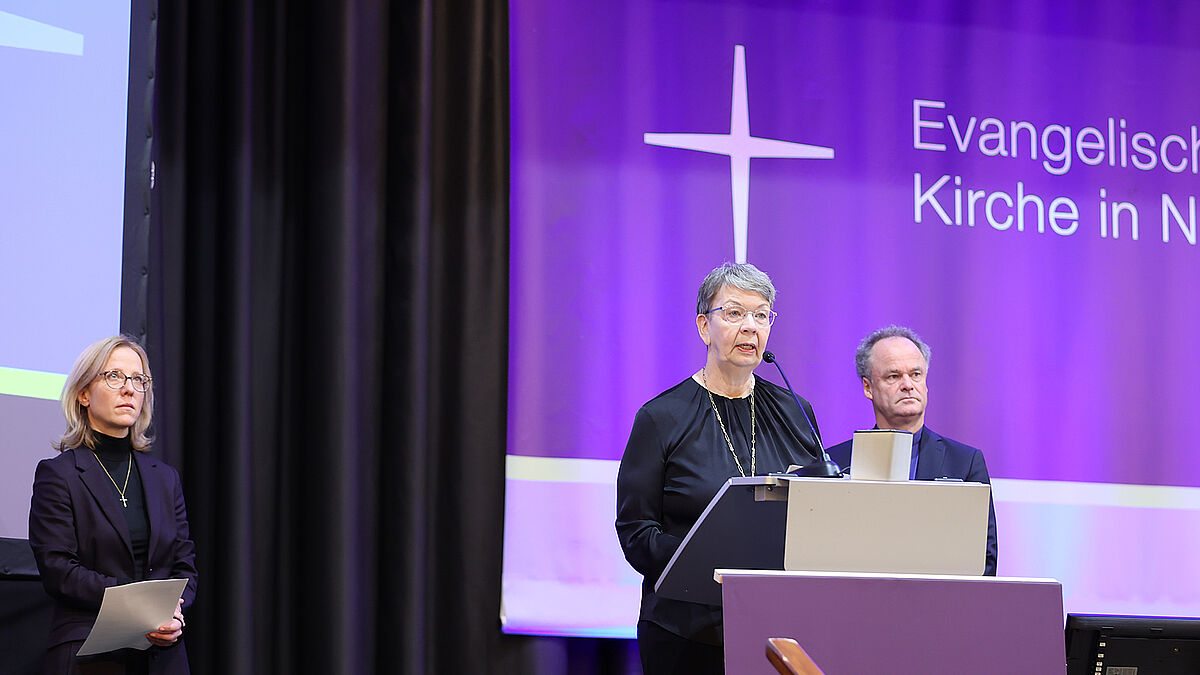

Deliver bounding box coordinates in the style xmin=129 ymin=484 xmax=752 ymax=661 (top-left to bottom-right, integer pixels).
xmin=1066 ymin=614 xmax=1200 ymax=675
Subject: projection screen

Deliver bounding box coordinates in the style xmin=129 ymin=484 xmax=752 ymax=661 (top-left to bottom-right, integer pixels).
xmin=0 ymin=1 xmax=146 ymax=540
xmin=503 ymin=0 xmax=1200 ymax=638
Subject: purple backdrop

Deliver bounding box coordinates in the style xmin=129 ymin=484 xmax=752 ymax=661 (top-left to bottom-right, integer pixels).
xmin=504 ymin=0 xmax=1200 ymax=637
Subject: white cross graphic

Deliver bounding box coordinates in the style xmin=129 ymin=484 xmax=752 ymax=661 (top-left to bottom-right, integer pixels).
xmin=644 ymin=45 xmax=834 ymax=263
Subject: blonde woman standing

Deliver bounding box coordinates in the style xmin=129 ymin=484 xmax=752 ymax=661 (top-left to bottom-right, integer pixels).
xmin=29 ymin=336 xmax=197 ymax=674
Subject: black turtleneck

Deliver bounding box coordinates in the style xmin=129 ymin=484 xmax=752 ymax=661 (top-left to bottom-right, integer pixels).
xmin=91 ymin=432 xmax=150 ymax=580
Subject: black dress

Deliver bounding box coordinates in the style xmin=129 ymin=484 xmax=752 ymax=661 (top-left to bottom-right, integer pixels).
xmin=615 ymin=376 xmax=822 ymax=652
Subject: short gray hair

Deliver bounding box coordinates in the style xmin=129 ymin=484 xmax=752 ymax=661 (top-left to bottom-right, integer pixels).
xmin=854 ymin=325 xmax=932 ymax=379
xmin=696 ymin=262 xmax=776 ymax=314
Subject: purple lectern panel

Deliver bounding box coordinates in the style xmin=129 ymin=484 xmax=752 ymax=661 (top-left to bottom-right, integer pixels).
xmin=721 ymin=571 xmax=1065 ymax=675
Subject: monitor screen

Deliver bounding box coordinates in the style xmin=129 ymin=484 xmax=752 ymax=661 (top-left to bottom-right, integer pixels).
xmin=1066 ymin=614 xmax=1200 ymax=675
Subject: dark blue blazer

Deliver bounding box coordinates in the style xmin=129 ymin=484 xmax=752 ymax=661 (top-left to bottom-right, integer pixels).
xmin=28 ymin=447 xmax=197 ymax=672
xmin=827 ymin=427 xmax=998 ymax=575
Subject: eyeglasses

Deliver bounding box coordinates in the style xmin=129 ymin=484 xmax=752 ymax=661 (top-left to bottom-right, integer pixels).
xmin=98 ymin=370 xmax=152 ymax=392
xmin=705 ymin=305 xmax=778 ymax=327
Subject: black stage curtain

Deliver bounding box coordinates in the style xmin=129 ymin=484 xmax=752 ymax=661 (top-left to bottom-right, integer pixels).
xmin=151 ymin=1 xmax=638 ymax=673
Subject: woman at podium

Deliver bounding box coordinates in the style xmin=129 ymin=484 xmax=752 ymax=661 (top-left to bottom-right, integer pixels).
xmin=616 ymin=262 xmax=823 ymax=674
xmin=28 ymin=336 xmax=197 ymax=674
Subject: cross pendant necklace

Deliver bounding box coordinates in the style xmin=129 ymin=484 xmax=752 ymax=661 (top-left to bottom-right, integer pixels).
xmin=92 ymin=450 xmax=132 ymax=508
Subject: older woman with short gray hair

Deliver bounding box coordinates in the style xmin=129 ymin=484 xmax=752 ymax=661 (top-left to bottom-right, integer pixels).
xmin=616 ymin=262 xmax=823 ymax=674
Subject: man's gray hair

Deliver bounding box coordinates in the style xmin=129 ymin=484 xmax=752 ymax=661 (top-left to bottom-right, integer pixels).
xmin=854 ymin=325 xmax=932 ymax=379
xmin=696 ymin=262 xmax=777 ymax=314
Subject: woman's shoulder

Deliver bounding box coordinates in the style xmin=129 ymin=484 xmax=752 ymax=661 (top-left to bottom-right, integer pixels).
xmin=640 ymin=376 xmax=702 ymax=409
xmin=753 ymin=375 xmax=791 ymax=397
xmin=131 ymin=449 xmax=182 ymax=478
xmin=753 ymin=375 xmax=816 ymax=411
xmin=37 ymin=447 xmax=81 ymax=468
xmin=32 ymin=448 xmax=85 ymax=485
xmin=632 ymin=377 xmax=704 ymax=427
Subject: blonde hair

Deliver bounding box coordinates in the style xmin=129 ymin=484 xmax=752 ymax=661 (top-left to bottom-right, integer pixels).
xmin=56 ymin=336 xmax=155 ymax=452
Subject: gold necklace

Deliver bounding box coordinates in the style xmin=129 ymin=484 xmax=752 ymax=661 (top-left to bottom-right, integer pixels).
xmin=92 ymin=450 xmax=132 ymax=508
xmin=701 ymin=368 xmax=755 ymax=477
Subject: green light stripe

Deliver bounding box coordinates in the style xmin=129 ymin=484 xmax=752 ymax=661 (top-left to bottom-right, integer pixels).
xmin=0 ymin=366 xmax=66 ymax=401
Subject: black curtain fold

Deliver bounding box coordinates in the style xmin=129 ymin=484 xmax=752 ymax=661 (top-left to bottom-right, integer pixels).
xmin=151 ymin=1 xmax=637 ymax=673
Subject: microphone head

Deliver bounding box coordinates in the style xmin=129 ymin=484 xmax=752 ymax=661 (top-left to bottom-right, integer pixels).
xmin=763 ymin=350 xmax=777 ymax=363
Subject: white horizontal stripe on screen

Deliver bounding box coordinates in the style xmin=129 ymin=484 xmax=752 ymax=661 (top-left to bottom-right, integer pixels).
xmin=506 ymin=455 xmax=619 ymax=484
xmin=0 ymin=11 xmax=84 ymax=55
xmin=991 ymin=478 xmax=1200 ymax=510
xmin=506 ymin=456 xmax=1200 ymax=510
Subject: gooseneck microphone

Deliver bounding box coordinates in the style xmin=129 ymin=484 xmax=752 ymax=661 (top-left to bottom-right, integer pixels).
xmin=763 ymin=350 xmax=842 ymax=478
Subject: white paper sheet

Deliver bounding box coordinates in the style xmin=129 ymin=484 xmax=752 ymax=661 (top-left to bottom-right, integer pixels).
xmin=76 ymin=578 xmax=188 ymax=657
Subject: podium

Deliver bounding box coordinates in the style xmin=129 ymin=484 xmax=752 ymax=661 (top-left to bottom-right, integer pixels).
xmin=655 ymin=475 xmax=991 ymax=604
xmin=655 ymin=476 xmax=790 ymax=606
xmin=653 ymin=476 xmax=1066 ymax=674
xmin=718 ymin=570 xmax=1065 ymax=674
